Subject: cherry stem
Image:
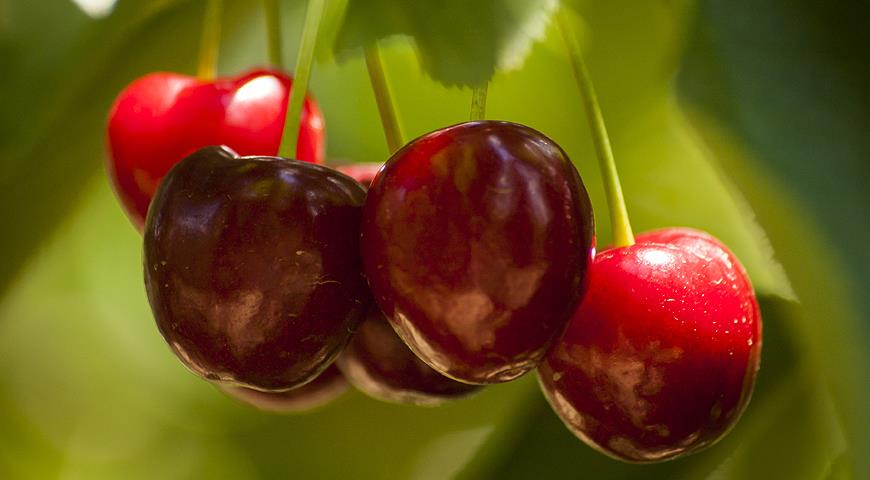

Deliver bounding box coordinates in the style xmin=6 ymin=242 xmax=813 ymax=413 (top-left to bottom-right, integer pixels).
xmin=470 ymin=83 xmax=488 ymax=121
xmin=556 ymin=10 xmax=634 ymax=247
xmin=279 ymin=0 xmax=326 ymax=159
xmin=263 ymin=0 xmax=283 ymax=68
xmin=364 ymin=43 xmax=404 ymax=154
xmin=197 ymin=0 xmax=222 ymax=80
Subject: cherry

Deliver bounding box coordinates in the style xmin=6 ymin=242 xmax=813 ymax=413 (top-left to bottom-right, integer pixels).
xmin=539 ymin=227 xmax=762 ymax=462
xmin=338 ymin=304 xmax=482 ymax=405
xmin=361 ymin=121 xmax=595 ymax=384
xmin=333 ymin=161 xmax=479 ymax=404
xmin=335 ymin=162 xmax=383 ymax=188
xmin=219 ymin=365 xmax=348 ymax=413
xmin=144 ymin=145 xmax=368 ymax=391
xmin=107 ymin=68 xmax=325 ymax=229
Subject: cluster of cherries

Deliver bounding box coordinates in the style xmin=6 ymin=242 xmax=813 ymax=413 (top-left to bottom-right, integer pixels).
xmin=107 ymin=68 xmax=761 ymax=463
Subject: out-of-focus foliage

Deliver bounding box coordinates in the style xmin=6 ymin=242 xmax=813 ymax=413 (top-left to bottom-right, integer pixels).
xmin=332 ymin=0 xmax=557 ymax=87
xmin=677 ymin=1 xmax=870 ymax=476
xmin=0 ymin=0 xmax=188 ymax=292
xmin=0 ymin=0 xmax=867 ymax=478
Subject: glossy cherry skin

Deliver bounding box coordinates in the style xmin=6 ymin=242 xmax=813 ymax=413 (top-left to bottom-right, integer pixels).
xmin=334 ymin=161 xmax=479 ymax=405
xmin=108 ymin=68 xmax=325 ymax=229
xmin=144 ymin=146 xmax=368 ymax=391
xmin=361 ymin=121 xmax=595 ymax=384
xmin=539 ymin=227 xmax=762 ymax=463
xmin=338 ymin=305 xmax=482 ymax=405
xmin=219 ymin=365 xmax=348 ymax=413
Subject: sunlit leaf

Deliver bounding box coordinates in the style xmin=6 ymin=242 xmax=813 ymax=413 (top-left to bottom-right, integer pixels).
xmin=332 ymin=0 xmax=558 ymax=87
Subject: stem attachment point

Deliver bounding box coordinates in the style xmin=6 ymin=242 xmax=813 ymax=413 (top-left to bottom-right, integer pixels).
xmin=470 ymin=83 xmax=489 ymax=121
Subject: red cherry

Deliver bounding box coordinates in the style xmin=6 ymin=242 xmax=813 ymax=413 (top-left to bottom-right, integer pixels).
xmin=107 ymin=68 xmax=325 ymax=229
xmin=144 ymin=146 xmax=368 ymax=391
xmin=361 ymin=121 xmax=595 ymax=384
xmin=219 ymin=365 xmax=348 ymax=414
xmin=338 ymin=305 xmax=481 ymax=405
xmin=539 ymin=227 xmax=762 ymax=462
xmin=334 ymin=161 xmax=480 ymax=405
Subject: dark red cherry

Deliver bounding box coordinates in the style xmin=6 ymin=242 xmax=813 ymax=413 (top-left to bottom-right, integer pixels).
xmin=361 ymin=121 xmax=595 ymax=384
xmin=335 ymin=162 xmax=383 ymax=188
xmin=539 ymin=227 xmax=762 ymax=462
xmin=107 ymin=68 xmax=325 ymax=229
xmin=334 ymin=161 xmax=480 ymax=405
xmin=219 ymin=365 xmax=348 ymax=413
xmin=338 ymin=305 xmax=481 ymax=405
xmin=144 ymin=146 xmax=368 ymax=391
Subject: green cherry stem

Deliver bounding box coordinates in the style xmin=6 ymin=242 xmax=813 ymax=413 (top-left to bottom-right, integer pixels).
xmin=263 ymin=0 xmax=283 ymax=68
xmin=279 ymin=0 xmax=326 ymax=159
xmin=470 ymin=83 xmax=489 ymax=121
xmin=364 ymin=43 xmax=404 ymax=154
xmin=197 ymin=0 xmax=222 ymax=80
xmin=556 ymin=11 xmax=634 ymax=247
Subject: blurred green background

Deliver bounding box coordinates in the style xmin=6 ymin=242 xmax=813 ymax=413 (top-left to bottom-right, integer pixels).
xmin=1 ymin=0 xmax=868 ymax=478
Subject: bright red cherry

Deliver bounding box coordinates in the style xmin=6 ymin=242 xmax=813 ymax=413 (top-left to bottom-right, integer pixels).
xmin=144 ymin=146 xmax=368 ymax=391
xmin=539 ymin=227 xmax=762 ymax=462
xmin=338 ymin=305 xmax=481 ymax=405
xmin=219 ymin=365 xmax=348 ymax=413
xmin=361 ymin=121 xmax=595 ymax=384
xmin=107 ymin=68 xmax=325 ymax=229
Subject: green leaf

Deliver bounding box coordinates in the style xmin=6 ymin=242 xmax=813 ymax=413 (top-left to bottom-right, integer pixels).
xmin=679 ymin=113 xmax=868 ymax=480
xmin=332 ymin=0 xmax=558 ymax=87
xmin=678 ymin=0 xmax=870 ymax=475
